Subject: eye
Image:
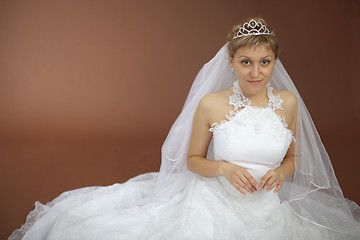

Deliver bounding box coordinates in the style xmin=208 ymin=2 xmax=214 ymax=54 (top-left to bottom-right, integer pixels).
xmin=241 ymin=60 xmax=250 ymax=65
xmin=262 ymin=60 xmax=270 ymax=65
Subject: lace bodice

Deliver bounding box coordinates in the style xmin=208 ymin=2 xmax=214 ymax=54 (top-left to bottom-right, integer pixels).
xmin=209 ymin=81 xmax=294 ymax=185
xmin=228 ymin=81 xmax=284 ymax=111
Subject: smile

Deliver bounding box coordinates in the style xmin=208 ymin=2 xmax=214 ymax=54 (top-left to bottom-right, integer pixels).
xmin=247 ymin=80 xmax=263 ymax=85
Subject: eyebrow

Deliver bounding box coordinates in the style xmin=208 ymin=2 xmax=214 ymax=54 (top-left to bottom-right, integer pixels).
xmin=237 ymin=55 xmax=273 ymax=59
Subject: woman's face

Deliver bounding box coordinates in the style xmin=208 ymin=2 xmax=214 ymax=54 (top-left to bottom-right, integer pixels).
xmin=229 ymin=44 xmax=276 ymax=96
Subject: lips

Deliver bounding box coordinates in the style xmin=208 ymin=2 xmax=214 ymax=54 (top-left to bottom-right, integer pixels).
xmin=247 ymin=80 xmax=263 ymax=85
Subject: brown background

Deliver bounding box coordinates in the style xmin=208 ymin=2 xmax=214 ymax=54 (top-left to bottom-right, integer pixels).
xmin=0 ymin=0 xmax=359 ymax=238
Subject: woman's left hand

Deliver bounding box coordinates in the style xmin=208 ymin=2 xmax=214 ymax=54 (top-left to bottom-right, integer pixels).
xmin=259 ymin=169 xmax=284 ymax=193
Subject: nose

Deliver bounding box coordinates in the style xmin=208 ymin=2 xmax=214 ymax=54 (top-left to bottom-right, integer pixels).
xmin=250 ymin=64 xmax=260 ymax=78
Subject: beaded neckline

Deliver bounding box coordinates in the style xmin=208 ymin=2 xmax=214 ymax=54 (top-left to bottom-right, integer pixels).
xmin=229 ymin=81 xmax=284 ymax=111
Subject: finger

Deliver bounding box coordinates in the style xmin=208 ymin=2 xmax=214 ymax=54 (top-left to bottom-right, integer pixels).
xmin=265 ymin=176 xmax=277 ymax=190
xmin=238 ymin=175 xmax=256 ymax=192
xmin=233 ymin=182 xmax=247 ymax=195
xmin=243 ymin=172 xmax=259 ymax=189
xmin=274 ymin=182 xmax=283 ymax=193
xmin=266 ymin=179 xmax=278 ymax=191
xmin=260 ymin=172 xmax=272 ymax=190
xmin=265 ymin=176 xmax=279 ymax=187
xmin=233 ymin=178 xmax=253 ymax=193
xmin=238 ymin=179 xmax=254 ymax=193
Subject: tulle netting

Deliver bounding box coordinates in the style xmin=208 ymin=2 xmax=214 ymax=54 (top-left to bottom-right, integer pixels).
xmin=9 ymin=44 xmax=360 ymax=239
xmin=156 ymin=44 xmax=360 ymax=234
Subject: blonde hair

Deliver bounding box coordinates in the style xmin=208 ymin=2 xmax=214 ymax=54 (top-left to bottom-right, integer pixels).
xmin=227 ymin=17 xmax=279 ymax=59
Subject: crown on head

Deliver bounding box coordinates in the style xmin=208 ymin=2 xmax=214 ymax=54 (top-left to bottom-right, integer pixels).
xmin=233 ymin=19 xmax=273 ymax=39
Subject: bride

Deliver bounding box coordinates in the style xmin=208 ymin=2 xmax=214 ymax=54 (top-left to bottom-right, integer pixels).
xmin=10 ymin=17 xmax=360 ymax=240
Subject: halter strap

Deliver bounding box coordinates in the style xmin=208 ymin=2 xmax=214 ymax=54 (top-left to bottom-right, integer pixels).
xmin=229 ymin=81 xmax=284 ymax=111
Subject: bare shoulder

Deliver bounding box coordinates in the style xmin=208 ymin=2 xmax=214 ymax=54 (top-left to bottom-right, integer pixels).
xmin=273 ymin=89 xmax=298 ymax=111
xmin=196 ymin=88 xmax=233 ymax=124
xmin=198 ymin=88 xmax=232 ymax=111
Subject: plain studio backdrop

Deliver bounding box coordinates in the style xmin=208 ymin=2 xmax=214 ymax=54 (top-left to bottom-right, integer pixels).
xmin=0 ymin=0 xmax=359 ymax=238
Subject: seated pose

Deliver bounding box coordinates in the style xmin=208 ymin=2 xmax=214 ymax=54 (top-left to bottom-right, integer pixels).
xmin=10 ymin=18 xmax=360 ymax=240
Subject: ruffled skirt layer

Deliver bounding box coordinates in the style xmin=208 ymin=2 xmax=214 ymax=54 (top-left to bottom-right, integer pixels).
xmin=10 ymin=173 xmax=360 ymax=240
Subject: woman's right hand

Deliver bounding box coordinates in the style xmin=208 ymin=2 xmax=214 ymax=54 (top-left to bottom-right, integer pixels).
xmin=221 ymin=161 xmax=259 ymax=195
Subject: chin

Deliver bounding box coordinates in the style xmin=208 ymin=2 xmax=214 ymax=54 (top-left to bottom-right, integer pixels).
xmin=246 ymin=82 xmax=267 ymax=93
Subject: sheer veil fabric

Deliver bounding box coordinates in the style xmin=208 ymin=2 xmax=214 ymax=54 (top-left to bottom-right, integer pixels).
xmin=9 ymin=44 xmax=360 ymax=239
xmin=156 ymin=44 xmax=359 ymax=234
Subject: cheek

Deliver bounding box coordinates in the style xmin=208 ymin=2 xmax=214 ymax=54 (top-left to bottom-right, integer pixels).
xmin=235 ymin=70 xmax=248 ymax=80
xmin=264 ymin=66 xmax=275 ymax=78
xmin=236 ymin=67 xmax=250 ymax=77
xmin=265 ymin=69 xmax=273 ymax=77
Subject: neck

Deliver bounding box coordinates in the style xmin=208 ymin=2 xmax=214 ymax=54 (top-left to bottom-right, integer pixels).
xmin=241 ymin=87 xmax=269 ymax=107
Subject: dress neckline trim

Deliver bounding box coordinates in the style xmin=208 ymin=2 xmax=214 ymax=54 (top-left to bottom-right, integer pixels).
xmin=209 ymin=81 xmax=288 ymax=133
xmin=229 ymin=81 xmax=284 ymax=111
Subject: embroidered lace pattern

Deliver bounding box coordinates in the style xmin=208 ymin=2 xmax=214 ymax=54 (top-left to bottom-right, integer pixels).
xmin=209 ymin=81 xmax=295 ymax=145
xmin=210 ymin=81 xmax=286 ymax=130
xmin=229 ymin=81 xmax=283 ymax=111
xmin=228 ymin=81 xmax=252 ymax=111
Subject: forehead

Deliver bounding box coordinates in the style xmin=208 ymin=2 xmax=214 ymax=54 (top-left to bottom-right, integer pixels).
xmin=234 ymin=44 xmax=274 ymax=59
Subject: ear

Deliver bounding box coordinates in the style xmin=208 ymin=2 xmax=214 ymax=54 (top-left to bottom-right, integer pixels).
xmin=228 ymin=55 xmax=234 ymax=69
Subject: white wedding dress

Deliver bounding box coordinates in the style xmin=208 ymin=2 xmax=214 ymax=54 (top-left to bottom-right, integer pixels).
xmin=10 ymin=82 xmax=359 ymax=240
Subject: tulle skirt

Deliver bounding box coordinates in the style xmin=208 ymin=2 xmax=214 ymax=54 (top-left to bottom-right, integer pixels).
xmin=9 ymin=173 xmax=360 ymax=240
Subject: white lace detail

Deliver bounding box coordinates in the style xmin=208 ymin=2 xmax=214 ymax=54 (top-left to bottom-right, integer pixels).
xmin=266 ymin=84 xmax=284 ymax=111
xmin=209 ymin=109 xmax=237 ymax=131
xmin=210 ymin=107 xmax=294 ymax=147
xmin=8 ymin=201 xmax=51 ymax=240
xmin=229 ymin=81 xmax=284 ymax=111
xmin=209 ymin=81 xmax=286 ymax=133
xmin=228 ymin=81 xmax=252 ymax=110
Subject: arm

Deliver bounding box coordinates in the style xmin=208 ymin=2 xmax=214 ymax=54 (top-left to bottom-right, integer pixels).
xmin=187 ymin=94 xmax=224 ymax=177
xmin=259 ymin=91 xmax=298 ymax=192
xmin=187 ymin=94 xmax=259 ymax=195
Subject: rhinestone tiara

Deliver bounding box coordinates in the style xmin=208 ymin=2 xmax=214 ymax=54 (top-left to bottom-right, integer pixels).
xmin=233 ymin=19 xmax=273 ymax=39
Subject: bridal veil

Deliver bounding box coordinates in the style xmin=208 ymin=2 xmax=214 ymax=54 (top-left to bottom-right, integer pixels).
xmin=156 ymin=44 xmax=360 ymax=234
